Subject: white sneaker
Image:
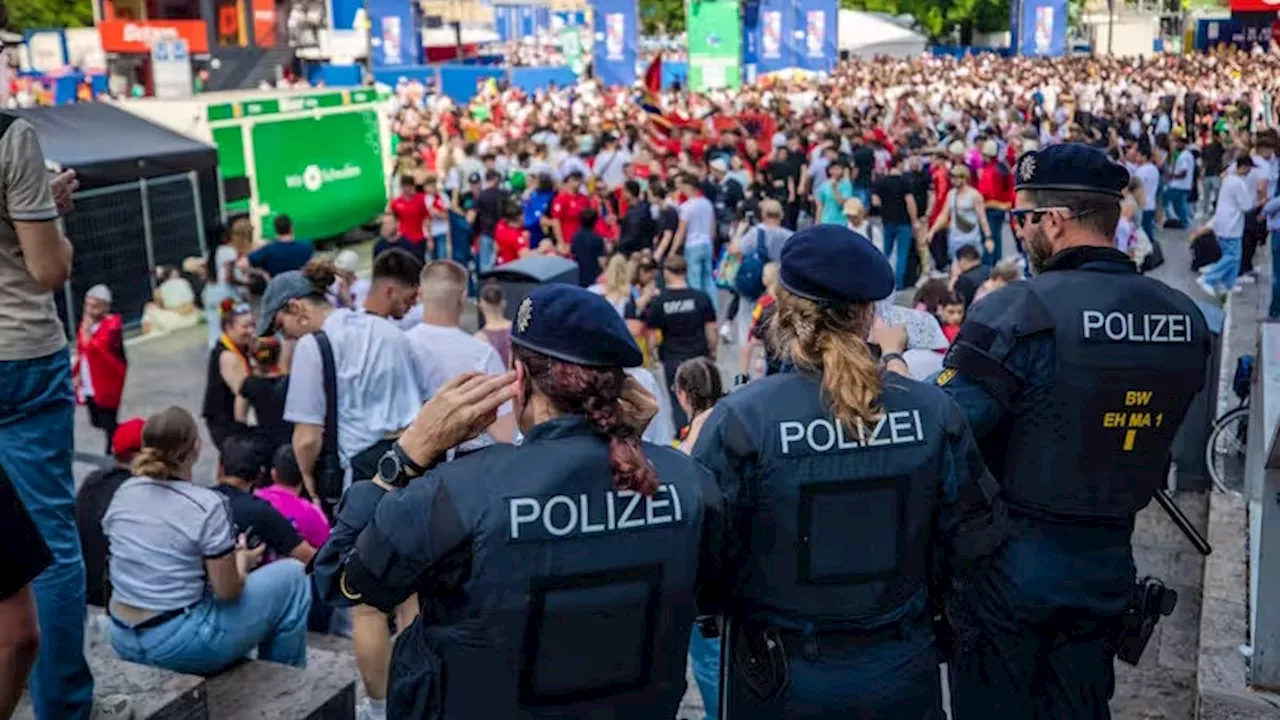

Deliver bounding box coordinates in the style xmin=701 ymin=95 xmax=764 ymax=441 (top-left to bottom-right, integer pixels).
xmin=1196 ymin=277 xmax=1219 ymax=299
xmin=718 ymin=321 xmax=733 ymax=344
xmin=1198 ymin=265 xmax=1211 ymax=276
xmin=1232 ymin=284 xmax=1245 ymax=294
xmin=1238 ymin=273 xmax=1257 ymax=285
xmin=357 ymin=698 xmax=387 ymax=720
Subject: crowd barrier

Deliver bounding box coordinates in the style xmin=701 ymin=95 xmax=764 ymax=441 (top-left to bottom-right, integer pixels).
xmin=55 ymin=171 xmax=217 ymax=334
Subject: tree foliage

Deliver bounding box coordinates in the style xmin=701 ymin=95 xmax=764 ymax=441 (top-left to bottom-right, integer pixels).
xmin=839 ymin=0 xmax=1010 ymax=41
xmin=640 ymin=0 xmax=686 ymax=35
xmin=4 ymin=0 xmax=95 ymax=32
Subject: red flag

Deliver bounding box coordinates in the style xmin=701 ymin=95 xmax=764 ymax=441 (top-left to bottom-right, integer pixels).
xmin=643 ymin=55 xmax=662 ymax=100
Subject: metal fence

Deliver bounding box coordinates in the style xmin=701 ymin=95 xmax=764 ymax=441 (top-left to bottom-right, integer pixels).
xmin=56 ymin=171 xmax=208 ymax=333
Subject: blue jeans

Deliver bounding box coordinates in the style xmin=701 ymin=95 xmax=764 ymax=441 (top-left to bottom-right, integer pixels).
xmin=1141 ymin=210 xmax=1157 ymax=246
xmin=477 ymin=234 xmax=496 ymax=276
xmin=684 ymin=243 xmax=719 ymax=314
xmin=1164 ymin=188 xmax=1191 ymax=227
xmin=984 ymin=209 xmax=1007 ymax=265
xmin=1203 ymin=236 xmax=1242 ymax=293
xmin=882 ymin=223 xmax=914 ymax=290
xmin=0 ymin=350 xmax=93 ymax=719
xmin=689 ymin=626 xmax=720 ymax=718
xmin=432 ymin=233 xmax=448 ymax=260
xmin=109 ymin=559 xmax=312 ymax=676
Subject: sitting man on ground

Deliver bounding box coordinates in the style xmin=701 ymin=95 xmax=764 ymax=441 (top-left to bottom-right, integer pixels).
xmin=142 ymin=266 xmax=199 ymax=336
xmin=214 ymin=435 xmax=317 ymax=566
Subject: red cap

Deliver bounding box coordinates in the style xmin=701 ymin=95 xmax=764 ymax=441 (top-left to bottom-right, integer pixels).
xmin=111 ymin=418 xmax=145 ymax=459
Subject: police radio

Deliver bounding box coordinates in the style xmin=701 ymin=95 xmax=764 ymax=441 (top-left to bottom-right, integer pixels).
xmin=1116 ymin=577 xmax=1177 ymax=666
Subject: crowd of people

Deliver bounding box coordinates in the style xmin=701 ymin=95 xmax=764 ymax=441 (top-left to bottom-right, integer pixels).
xmin=5 ymin=45 xmax=1280 ymax=720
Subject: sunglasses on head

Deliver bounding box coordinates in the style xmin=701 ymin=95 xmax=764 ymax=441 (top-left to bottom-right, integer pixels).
xmin=1010 ymin=206 xmax=1099 ymax=229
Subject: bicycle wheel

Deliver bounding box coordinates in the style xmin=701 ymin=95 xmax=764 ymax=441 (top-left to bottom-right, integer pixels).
xmin=1206 ymin=406 xmax=1250 ymax=494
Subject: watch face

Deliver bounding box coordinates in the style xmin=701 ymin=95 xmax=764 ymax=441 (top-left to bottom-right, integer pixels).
xmin=377 ymin=452 xmax=400 ymax=482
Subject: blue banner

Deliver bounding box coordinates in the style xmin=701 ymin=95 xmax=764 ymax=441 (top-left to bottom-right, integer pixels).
xmin=535 ymin=6 xmax=551 ymax=33
xmin=744 ymin=0 xmax=835 ymax=74
xmin=520 ymin=5 xmax=536 ymax=36
xmin=592 ymin=0 xmax=637 ymax=87
xmin=1010 ymin=0 xmax=1067 ymax=57
xmin=792 ymin=0 xmax=837 ymax=72
xmin=368 ymin=0 xmax=419 ymax=67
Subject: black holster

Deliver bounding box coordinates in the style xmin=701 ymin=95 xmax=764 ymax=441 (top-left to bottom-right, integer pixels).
xmin=731 ymin=625 xmax=791 ymax=702
xmin=1115 ymin=576 xmax=1177 ymax=666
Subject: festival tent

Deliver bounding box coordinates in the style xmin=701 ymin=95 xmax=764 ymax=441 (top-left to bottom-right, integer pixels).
xmin=11 ymin=103 xmax=219 ymax=330
xmin=838 ymin=10 xmax=927 ymax=58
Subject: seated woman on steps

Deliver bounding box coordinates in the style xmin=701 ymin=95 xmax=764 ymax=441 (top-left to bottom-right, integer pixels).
xmin=103 ymin=406 xmax=313 ymax=675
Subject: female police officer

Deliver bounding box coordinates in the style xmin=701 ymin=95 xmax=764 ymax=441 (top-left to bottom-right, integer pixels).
xmin=319 ymin=284 xmax=726 ymax=719
xmin=691 ymin=225 xmax=1005 ymax=719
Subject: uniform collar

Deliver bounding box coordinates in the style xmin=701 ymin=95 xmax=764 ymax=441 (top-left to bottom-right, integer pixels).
xmin=1039 ymin=245 xmax=1136 ymax=275
xmin=520 ymin=415 xmax=598 ymax=444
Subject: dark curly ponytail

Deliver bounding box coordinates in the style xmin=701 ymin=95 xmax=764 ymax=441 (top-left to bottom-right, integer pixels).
xmin=514 ymin=345 xmax=659 ymax=497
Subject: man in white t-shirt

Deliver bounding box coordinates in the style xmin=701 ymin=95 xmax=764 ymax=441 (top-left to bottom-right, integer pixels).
xmin=592 ymin=132 xmax=631 ymax=192
xmin=1164 ymin=136 xmax=1195 ymax=228
xmin=1199 ymin=157 xmax=1256 ymax=298
xmin=660 ymin=173 xmax=719 ymax=314
xmin=1129 ymin=145 xmax=1160 ymax=244
xmin=403 ymin=260 xmax=515 ymax=452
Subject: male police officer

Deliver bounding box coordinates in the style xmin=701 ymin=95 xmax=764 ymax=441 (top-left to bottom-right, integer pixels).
xmin=318 ymin=285 xmax=726 ymax=719
xmin=692 ymin=225 xmax=1004 ymax=719
xmin=932 ymin=144 xmax=1211 ymax=718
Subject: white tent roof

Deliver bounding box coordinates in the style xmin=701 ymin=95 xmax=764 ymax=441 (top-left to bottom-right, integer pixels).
xmin=838 ymin=10 xmax=927 ymax=58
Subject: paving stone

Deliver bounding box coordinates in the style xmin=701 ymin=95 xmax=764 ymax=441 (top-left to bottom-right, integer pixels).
xmin=204 ymin=647 xmax=355 ymax=720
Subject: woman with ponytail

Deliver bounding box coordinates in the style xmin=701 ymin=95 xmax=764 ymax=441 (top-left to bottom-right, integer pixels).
xmin=320 ymin=285 xmax=725 ymax=720
xmin=691 ymin=225 xmax=1002 ymax=720
xmin=102 ymin=407 xmax=312 ymax=676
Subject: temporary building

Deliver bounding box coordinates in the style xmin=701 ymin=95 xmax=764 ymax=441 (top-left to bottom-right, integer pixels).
xmin=838 ymin=10 xmax=928 ymax=58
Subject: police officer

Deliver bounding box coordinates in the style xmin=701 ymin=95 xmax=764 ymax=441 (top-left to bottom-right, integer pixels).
xmin=927 ymin=144 xmax=1211 ymax=718
xmin=692 ymin=225 xmax=1004 ymax=719
xmin=317 ymin=285 xmax=725 ymax=719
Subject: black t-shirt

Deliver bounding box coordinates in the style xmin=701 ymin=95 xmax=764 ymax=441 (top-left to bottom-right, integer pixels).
xmin=475 ymin=186 xmax=505 ymax=237
xmin=658 ymin=205 xmax=680 ymax=241
xmin=873 ymin=174 xmax=914 ymax=225
xmin=1 ymin=471 xmax=52 ymax=601
xmin=240 ymin=375 xmax=293 ymax=450
xmin=76 ymin=466 xmax=132 ymax=607
xmin=762 ymin=161 xmax=792 ymax=201
xmin=954 ymin=264 xmax=992 ymax=309
xmin=1202 ymin=142 xmax=1226 ymax=176
xmin=851 ymin=146 xmax=875 ymax=188
xmin=619 ymin=201 xmax=655 ymax=256
xmin=642 ymin=287 xmax=715 ymax=361
xmin=571 ymin=230 xmax=607 ymax=287
xmin=212 ymin=484 xmax=304 ymax=558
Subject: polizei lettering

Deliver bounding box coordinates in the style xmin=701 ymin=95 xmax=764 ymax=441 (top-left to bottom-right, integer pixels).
xmin=1081 ymin=311 xmax=1192 ymax=343
xmin=778 ymin=410 xmax=925 ymax=454
xmin=508 ymin=484 xmax=686 ymax=542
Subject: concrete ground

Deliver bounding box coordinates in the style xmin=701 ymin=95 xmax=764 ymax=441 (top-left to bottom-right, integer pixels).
xmin=73 ymin=221 xmax=1234 ymax=719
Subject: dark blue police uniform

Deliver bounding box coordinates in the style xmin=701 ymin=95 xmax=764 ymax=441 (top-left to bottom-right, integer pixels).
xmin=692 ymin=226 xmax=1005 ymax=719
xmin=315 ymin=285 xmax=726 ymax=720
xmin=937 ymin=144 xmax=1212 ymax=719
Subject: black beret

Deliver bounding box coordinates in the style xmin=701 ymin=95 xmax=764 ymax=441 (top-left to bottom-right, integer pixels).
xmin=1013 ymin=143 xmax=1129 ymax=198
xmin=779 ymin=224 xmax=895 ymax=304
xmin=511 ymin=285 xmax=643 ymax=368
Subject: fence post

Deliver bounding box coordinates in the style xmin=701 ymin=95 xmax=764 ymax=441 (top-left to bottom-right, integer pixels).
xmin=190 ymin=170 xmax=207 ymax=257
xmin=216 ymin=167 xmax=228 ymax=224
xmin=139 ymin=178 xmax=157 ymax=291
xmin=58 ymin=216 xmax=77 ymax=334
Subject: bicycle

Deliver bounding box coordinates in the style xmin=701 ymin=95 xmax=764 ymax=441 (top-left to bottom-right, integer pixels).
xmin=1207 ymin=354 xmax=1253 ymax=494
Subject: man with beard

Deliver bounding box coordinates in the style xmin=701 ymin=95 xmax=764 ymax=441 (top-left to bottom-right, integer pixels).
xmin=929 ymin=144 xmax=1210 ymax=719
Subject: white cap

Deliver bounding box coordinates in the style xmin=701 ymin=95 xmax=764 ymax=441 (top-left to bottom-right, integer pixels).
xmin=86 ymin=284 xmax=112 ymax=303
xmin=981 ymin=140 xmax=999 ymax=158
xmin=334 ymin=249 xmax=360 ymax=274
xmin=948 ymin=140 xmax=966 ymax=157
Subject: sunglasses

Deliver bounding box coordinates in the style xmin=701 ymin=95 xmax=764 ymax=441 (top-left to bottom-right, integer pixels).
xmin=1010 ymin=206 xmax=1099 ymax=230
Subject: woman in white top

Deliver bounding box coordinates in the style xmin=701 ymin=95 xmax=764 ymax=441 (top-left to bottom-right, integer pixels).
xmin=590 ymin=254 xmax=632 ymax=317
xmin=203 ymin=218 xmax=253 ymax=348
xmin=926 ymin=164 xmax=992 ymax=264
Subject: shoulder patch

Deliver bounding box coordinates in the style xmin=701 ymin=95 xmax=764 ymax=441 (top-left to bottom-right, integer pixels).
xmin=936 ymin=367 xmax=957 ymax=386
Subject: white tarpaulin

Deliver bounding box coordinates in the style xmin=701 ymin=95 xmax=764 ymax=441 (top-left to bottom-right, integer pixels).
xmin=838 ymin=10 xmax=927 ymax=58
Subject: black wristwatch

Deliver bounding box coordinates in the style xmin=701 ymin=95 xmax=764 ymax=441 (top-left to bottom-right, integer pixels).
xmin=881 ymin=352 xmax=907 ymax=370
xmin=376 ymin=442 xmax=428 ymax=489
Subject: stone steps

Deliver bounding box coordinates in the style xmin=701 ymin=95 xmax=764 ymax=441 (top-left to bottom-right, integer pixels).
xmin=13 ymin=615 xmax=356 ymax=720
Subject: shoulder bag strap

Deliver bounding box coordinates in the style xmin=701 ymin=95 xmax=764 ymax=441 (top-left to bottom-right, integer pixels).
xmin=313 ymin=330 xmax=339 ymax=458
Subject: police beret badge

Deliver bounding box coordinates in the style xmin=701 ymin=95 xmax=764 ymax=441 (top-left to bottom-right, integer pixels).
xmin=517 ymin=296 xmax=533 ymax=333
xmin=1018 ymin=155 xmax=1036 ymax=183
